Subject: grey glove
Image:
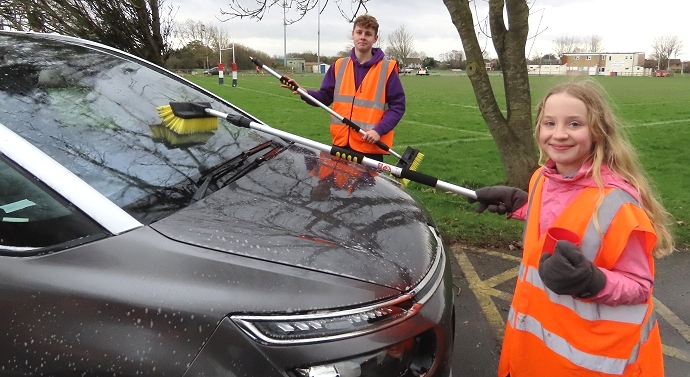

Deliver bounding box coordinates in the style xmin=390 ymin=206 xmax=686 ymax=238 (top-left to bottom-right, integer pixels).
xmin=468 ymin=186 xmax=528 ymax=215
xmin=538 ymin=240 xmax=606 ymax=298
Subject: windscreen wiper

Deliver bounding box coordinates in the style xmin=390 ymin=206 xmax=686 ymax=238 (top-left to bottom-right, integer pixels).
xmin=217 ymin=143 xmax=287 ymax=187
xmin=191 ymin=141 xmax=274 ymax=203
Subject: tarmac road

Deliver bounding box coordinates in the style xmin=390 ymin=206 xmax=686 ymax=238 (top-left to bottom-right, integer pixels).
xmin=449 ymin=243 xmax=690 ymax=377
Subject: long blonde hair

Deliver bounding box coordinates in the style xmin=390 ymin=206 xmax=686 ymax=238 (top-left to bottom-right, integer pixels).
xmin=534 ymin=81 xmax=674 ymax=258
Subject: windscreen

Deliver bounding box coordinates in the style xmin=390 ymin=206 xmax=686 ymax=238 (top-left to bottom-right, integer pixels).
xmin=0 ymin=32 xmax=268 ymax=223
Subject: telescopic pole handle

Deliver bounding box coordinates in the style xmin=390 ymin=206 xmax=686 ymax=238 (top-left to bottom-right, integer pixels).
xmin=213 ymin=109 xmax=476 ymax=199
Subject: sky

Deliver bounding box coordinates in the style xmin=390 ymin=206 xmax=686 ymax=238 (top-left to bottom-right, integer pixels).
xmin=172 ymin=0 xmax=690 ymax=61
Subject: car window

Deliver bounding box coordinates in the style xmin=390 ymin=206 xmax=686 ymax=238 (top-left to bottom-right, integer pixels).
xmin=0 ymin=155 xmax=107 ymax=254
xmin=0 ymin=32 xmax=266 ymax=224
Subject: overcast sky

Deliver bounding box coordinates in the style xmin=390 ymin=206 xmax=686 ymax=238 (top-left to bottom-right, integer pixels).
xmin=172 ymin=0 xmax=690 ymax=61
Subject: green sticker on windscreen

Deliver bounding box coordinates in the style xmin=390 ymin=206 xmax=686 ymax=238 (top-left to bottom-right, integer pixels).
xmin=0 ymin=199 xmax=36 ymax=214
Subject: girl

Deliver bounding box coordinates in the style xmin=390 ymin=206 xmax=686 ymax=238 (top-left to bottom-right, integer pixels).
xmin=471 ymin=81 xmax=674 ymax=376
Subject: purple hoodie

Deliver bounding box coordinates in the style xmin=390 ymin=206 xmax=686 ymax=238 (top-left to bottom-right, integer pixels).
xmin=304 ymin=47 xmax=406 ymax=136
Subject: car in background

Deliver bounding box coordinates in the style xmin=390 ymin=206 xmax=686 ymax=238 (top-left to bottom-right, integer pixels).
xmin=400 ymin=67 xmax=414 ymax=74
xmin=416 ymin=67 xmax=430 ymax=76
xmin=655 ymin=70 xmax=670 ymax=77
xmin=203 ymin=66 xmax=230 ymax=75
xmin=0 ymin=30 xmax=455 ymax=376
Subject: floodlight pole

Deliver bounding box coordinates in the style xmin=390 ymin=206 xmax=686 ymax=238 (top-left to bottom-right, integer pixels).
xmin=317 ymin=0 xmax=321 ymax=68
xmin=283 ymin=0 xmax=287 ymax=67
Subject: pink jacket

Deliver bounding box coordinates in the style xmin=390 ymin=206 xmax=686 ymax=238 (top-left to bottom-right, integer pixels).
xmin=510 ymin=159 xmax=653 ymax=305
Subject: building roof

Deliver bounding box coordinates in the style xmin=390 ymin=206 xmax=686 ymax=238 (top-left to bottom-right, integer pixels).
xmin=562 ymin=52 xmax=644 ymax=55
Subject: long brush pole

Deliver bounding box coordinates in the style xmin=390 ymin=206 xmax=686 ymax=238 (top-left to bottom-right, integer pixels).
xmin=204 ymin=107 xmax=477 ymax=199
xmin=250 ymin=57 xmax=404 ymax=160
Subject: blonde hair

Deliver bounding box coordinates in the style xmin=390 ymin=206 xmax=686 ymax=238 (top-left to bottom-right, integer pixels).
xmin=353 ymin=14 xmax=379 ymax=35
xmin=534 ymin=80 xmax=674 ymax=258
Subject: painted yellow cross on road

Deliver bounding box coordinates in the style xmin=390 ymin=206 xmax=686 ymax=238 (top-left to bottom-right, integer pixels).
xmin=452 ymin=245 xmax=690 ymax=364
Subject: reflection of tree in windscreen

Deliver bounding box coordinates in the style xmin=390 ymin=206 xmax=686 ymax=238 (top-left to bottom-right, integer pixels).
xmin=56 ymin=122 xmax=247 ymax=224
xmin=229 ymin=154 xmax=427 ymax=287
xmin=0 ymin=37 xmax=120 ymax=97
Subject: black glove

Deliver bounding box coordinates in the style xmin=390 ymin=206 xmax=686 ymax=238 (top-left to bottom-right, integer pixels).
xmin=538 ymin=240 xmax=606 ymax=298
xmin=468 ymin=186 xmax=528 ymax=215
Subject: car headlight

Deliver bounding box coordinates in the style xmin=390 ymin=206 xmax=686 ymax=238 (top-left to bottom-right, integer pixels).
xmin=232 ymin=299 xmax=418 ymax=344
xmin=231 ymin=227 xmax=445 ymax=345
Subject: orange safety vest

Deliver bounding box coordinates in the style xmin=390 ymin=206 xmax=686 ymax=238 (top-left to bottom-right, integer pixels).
xmin=330 ymin=57 xmax=397 ymax=154
xmin=310 ymin=152 xmax=375 ymax=194
xmin=498 ymin=169 xmax=663 ymax=377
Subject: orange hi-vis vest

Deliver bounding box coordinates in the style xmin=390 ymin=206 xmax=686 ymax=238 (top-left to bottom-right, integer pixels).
xmin=498 ymin=169 xmax=663 ymax=377
xmin=331 ymin=57 xmax=396 ymax=154
xmin=310 ymin=152 xmax=375 ymax=194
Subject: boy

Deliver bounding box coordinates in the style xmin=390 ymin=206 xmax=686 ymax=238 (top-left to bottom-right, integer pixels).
xmin=283 ymin=14 xmax=405 ymax=162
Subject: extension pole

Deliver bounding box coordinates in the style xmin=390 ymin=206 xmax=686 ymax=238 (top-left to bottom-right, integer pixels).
xmin=205 ymin=108 xmax=476 ymax=199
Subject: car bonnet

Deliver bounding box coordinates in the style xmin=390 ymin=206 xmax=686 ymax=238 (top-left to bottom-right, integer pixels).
xmin=150 ymin=148 xmax=439 ymax=292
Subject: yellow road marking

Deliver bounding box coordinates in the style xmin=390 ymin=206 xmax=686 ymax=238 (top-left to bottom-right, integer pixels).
xmin=663 ymin=345 xmax=690 ymax=363
xmin=483 ymin=267 xmax=519 ymax=289
xmin=453 ymin=249 xmax=508 ymax=343
xmin=453 ymin=246 xmax=690 ymax=363
xmin=654 ymin=297 xmax=690 ymax=343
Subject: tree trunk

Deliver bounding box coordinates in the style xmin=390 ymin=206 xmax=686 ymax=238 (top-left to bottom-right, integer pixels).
xmin=443 ymin=0 xmax=538 ymax=189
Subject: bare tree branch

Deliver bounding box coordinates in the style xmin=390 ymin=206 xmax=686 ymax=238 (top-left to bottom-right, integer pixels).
xmin=385 ymin=25 xmax=414 ymax=66
xmin=0 ymin=0 xmax=174 ymax=65
xmin=583 ymin=34 xmax=604 ymax=52
xmin=651 ymin=35 xmax=684 ymax=70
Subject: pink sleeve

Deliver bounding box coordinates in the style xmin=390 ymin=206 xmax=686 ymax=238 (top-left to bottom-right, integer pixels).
xmin=507 ymin=202 xmax=527 ymax=221
xmin=587 ymin=231 xmax=653 ymax=306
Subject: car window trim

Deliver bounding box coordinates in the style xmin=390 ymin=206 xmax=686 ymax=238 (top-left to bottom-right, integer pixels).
xmin=0 ymin=123 xmax=142 ymax=235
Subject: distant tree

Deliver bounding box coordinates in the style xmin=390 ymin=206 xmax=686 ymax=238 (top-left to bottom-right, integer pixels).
xmin=171 ymin=21 xmax=219 ymax=69
xmin=583 ymin=34 xmax=604 ymax=52
xmin=422 ymin=57 xmax=436 ymax=68
xmin=0 ymin=0 xmax=175 ymax=66
xmin=166 ymin=40 xmax=211 ymax=70
xmin=385 ymin=24 xmax=415 ymax=66
xmin=530 ymin=52 xmax=558 ymax=65
xmin=288 ymin=52 xmax=318 ymax=61
xmin=553 ymin=35 xmax=581 ymax=58
xmin=441 ymin=49 xmax=465 ymax=69
xmin=172 ymin=20 xmax=216 ymax=51
xmin=542 ymin=54 xmax=559 ymax=64
xmin=651 ymin=35 xmax=684 ymax=70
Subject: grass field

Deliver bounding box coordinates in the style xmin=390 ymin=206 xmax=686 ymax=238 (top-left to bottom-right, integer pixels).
xmin=185 ymin=72 xmax=690 ymax=251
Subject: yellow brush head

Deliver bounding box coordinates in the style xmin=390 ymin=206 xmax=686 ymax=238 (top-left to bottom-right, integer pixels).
xmin=408 ymin=152 xmax=424 ymax=171
xmin=156 ymin=104 xmax=218 ymax=135
xmin=150 ymin=124 xmax=213 ymax=147
xmin=395 ymin=149 xmax=424 ymax=186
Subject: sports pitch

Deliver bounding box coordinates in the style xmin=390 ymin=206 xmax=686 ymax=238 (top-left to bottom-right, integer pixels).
xmin=188 ymin=72 xmax=690 ymax=249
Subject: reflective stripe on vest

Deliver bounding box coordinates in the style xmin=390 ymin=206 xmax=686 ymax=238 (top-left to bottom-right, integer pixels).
xmin=580 ymin=189 xmax=638 ymax=261
xmin=519 ymin=265 xmax=649 ymax=323
xmin=507 ymin=307 xmax=657 ymax=375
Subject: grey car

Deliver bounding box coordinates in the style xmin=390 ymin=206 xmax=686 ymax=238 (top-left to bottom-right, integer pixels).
xmin=0 ymin=31 xmax=455 ymax=377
